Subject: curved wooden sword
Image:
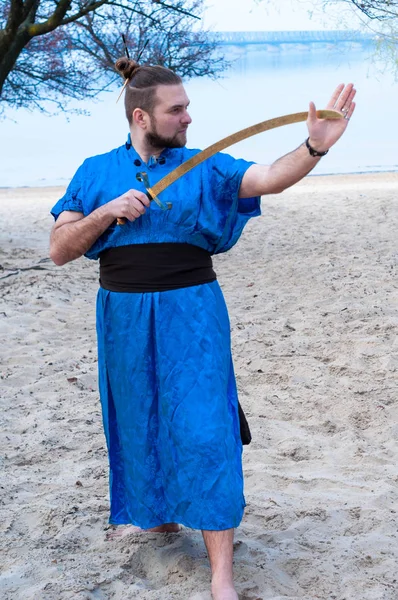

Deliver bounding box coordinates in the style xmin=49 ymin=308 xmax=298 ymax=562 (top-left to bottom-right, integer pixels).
xmin=117 ymin=109 xmax=343 ymax=225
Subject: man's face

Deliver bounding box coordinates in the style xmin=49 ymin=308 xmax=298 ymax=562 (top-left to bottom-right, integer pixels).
xmin=145 ymin=84 xmax=192 ymax=149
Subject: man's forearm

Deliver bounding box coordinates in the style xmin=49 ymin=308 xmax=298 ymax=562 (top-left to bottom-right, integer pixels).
xmin=50 ymin=205 xmax=115 ymax=266
xmin=266 ymin=141 xmax=321 ymax=193
xmin=239 ymin=140 xmax=324 ymax=198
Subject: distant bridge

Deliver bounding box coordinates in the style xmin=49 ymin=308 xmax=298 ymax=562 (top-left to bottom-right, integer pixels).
xmin=209 ymin=30 xmax=375 ymax=46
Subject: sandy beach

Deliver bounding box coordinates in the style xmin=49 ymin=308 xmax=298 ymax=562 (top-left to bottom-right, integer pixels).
xmin=1 ymin=172 xmax=397 ymax=600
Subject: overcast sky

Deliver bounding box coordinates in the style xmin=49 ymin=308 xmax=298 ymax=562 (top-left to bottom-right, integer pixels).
xmin=202 ymin=0 xmax=361 ymax=31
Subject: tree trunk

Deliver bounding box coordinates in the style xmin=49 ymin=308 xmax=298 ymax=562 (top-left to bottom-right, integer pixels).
xmin=0 ymin=0 xmax=41 ymax=96
xmin=0 ymin=29 xmax=32 ymax=96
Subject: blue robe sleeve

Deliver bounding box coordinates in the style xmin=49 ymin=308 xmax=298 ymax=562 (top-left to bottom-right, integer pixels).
xmin=50 ymin=163 xmax=85 ymax=220
xmin=207 ymin=152 xmax=261 ymax=254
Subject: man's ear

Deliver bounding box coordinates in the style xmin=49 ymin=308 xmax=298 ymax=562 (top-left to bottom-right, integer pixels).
xmin=132 ymin=108 xmax=149 ymax=130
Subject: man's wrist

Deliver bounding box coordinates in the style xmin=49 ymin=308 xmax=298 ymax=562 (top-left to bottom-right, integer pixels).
xmin=305 ymin=137 xmax=329 ymax=157
xmin=96 ymin=202 xmax=118 ymax=223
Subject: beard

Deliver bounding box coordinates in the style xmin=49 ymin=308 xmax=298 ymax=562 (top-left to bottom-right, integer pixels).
xmin=145 ymin=117 xmax=187 ymax=149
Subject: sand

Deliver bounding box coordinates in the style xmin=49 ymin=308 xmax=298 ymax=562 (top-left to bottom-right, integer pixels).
xmin=1 ymin=173 xmax=397 ymax=600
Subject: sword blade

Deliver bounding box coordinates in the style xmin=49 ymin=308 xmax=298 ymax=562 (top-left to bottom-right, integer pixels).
xmin=150 ymin=110 xmax=342 ymax=197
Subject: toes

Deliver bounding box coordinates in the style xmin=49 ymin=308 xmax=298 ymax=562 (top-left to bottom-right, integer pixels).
xmin=105 ymin=525 xmax=141 ymax=540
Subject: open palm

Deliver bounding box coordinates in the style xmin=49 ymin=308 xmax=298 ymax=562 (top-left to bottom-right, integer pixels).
xmin=307 ymin=83 xmax=356 ymax=152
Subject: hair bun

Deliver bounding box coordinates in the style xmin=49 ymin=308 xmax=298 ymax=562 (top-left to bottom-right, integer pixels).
xmin=115 ymin=57 xmax=140 ymax=80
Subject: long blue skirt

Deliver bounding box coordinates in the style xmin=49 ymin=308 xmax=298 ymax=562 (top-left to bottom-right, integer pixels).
xmin=96 ymin=281 xmax=245 ymax=530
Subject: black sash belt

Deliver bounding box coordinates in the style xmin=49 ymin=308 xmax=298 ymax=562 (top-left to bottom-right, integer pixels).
xmin=99 ymin=243 xmax=217 ymax=293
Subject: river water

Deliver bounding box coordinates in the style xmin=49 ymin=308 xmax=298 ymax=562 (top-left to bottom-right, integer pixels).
xmin=1 ymin=39 xmax=397 ymax=187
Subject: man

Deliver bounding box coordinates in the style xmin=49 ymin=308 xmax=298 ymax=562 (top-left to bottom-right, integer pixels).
xmin=49 ymin=58 xmax=355 ymax=600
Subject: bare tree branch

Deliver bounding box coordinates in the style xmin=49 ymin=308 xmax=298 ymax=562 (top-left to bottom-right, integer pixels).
xmin=151 ymin=0 xmax=200 ymax=19
xmin=29 ymin=1 xmax=109 ymax=35
xmin=1 ymin=0 xmax=227 ymax=116
xmin=347 ymin=0 xmax=398 ymax=20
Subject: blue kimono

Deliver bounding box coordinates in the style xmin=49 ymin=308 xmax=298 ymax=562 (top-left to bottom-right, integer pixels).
xmin=51 ymin=137 xmax=261 ymax=530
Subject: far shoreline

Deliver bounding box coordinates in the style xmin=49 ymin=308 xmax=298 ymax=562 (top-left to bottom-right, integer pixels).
xmin=1 ymin=169 xmax=398 ymax=191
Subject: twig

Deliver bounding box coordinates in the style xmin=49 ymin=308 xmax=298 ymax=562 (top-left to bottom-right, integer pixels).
xmin=0 ymin=264 xmax=52 ymax=280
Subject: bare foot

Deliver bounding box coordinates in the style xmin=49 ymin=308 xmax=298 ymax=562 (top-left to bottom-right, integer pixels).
xmin=106 ymin=525 xmax=141 ymax=540
xmin=146 ymin=523 xmax=181 ymax=533
xmin=211 ymin=581 xmax=238 ymax=600
xmin=106 ymin=522 xmax=180 ymax=540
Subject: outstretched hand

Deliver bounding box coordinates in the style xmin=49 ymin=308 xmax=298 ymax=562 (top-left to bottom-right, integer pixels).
xmin=307 ymin=83 xmax=356 ymax=153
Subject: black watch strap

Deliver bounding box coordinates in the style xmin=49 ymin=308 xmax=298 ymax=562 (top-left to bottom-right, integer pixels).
xmin=305 ymin=137 xmax=329 ymax=157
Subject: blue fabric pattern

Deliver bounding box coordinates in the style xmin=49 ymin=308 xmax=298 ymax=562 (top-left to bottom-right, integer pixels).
xmin=51 ymin=137 xmax=261 ymax=530
xmin=51 ymin=138 xmax=261 ymax=257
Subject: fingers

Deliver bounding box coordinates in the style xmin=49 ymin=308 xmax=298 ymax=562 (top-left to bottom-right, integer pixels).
xmin=320 ymin=83 xmax=356 ymax=126
xmin=115 ymin=189 xmax=151 ymax=222
xmin=130 ymin=204 xmax=144 ymax=219
xmin=307 ymin=101 xmax=317 ymax=122
xmin=337 ymin=85 xmax=356 ymax=124
xmin=131 ymin=197 xmax=147 ymax=216
xmin=131 ymin=190 xmax=151 ymax=208
xmin=128 ymin=192 xmax=148 ymax=220
xmin=333 ymin=83 xmax=356 ymax=115
xmin=345 ymin=87 xmax=357 ymax=107
xmin=325 ymin=83 xmax=356 ymax=113
xmin=326 ymin=84 xmax=345 ymax=110
xmin=346 ymin=101 xmax=356 ymax=120
xmin=335 ymin=83 xmax=354 ymax=110
xmin=342 ymin=88 xmax=356 ymax=119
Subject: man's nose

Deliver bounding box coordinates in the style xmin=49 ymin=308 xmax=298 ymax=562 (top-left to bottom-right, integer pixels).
xmin=181 ymin=110 xmax=192 ymax=125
